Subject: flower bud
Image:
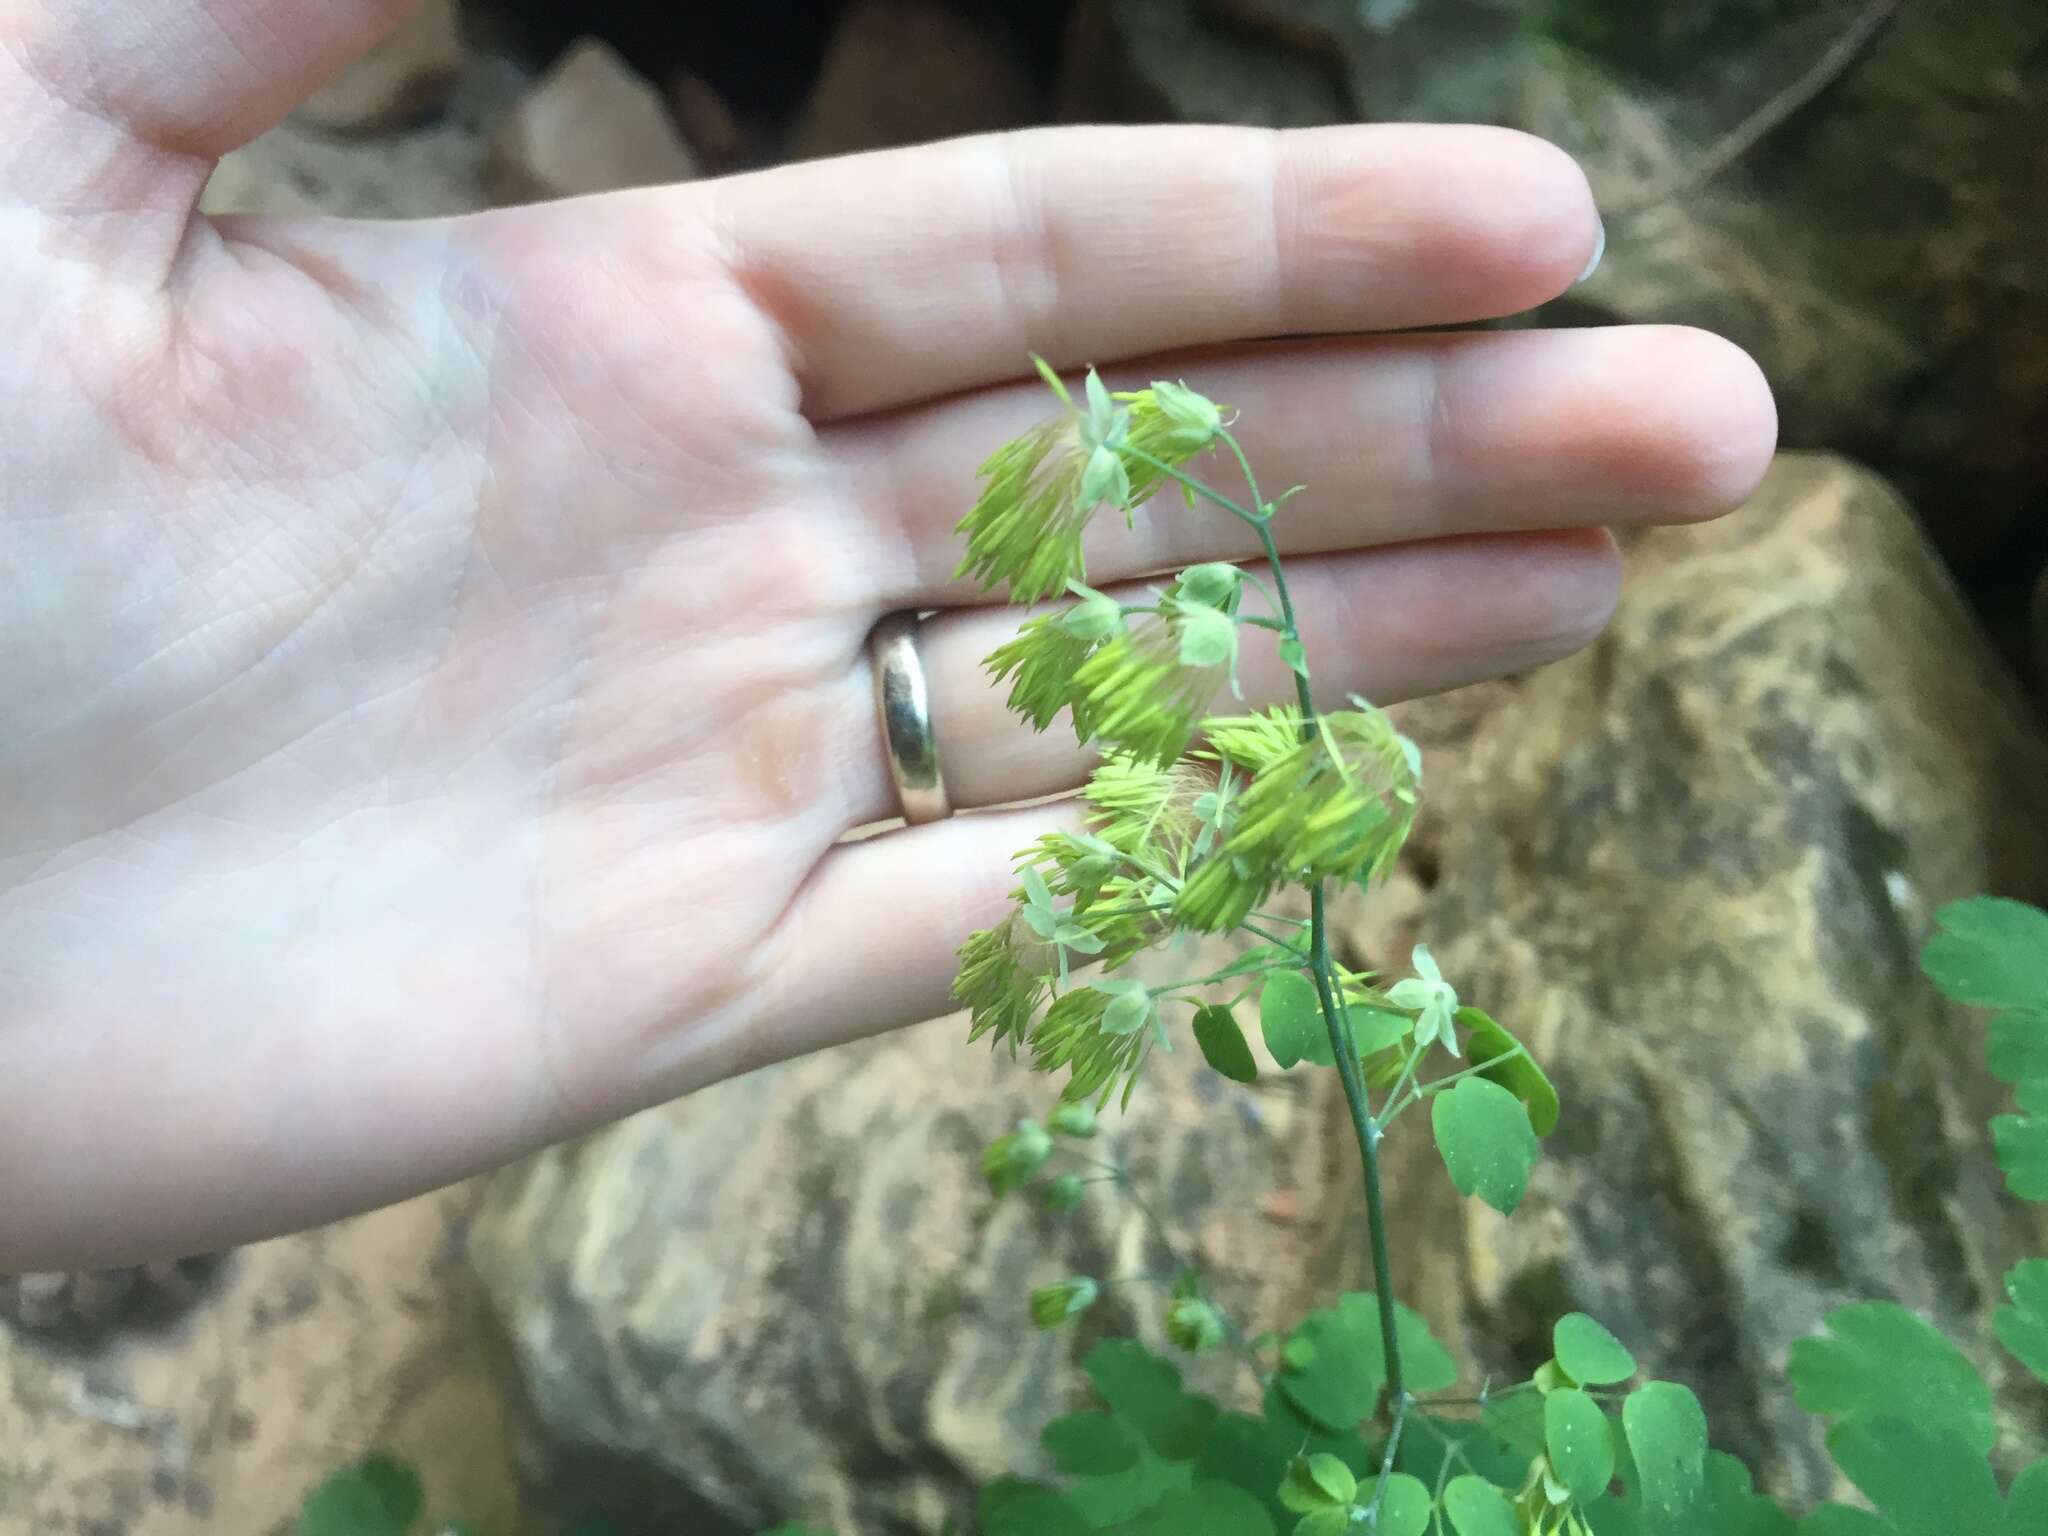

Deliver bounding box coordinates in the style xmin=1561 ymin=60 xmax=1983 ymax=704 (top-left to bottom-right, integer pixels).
xmin=981 ymin=1119 xmax=1053 ymax=1196
xmin=1029 ymin=1277 xmax=1099 ymax=1328
xmin=1040 ymin=1174 xmax=1087 ymax=1212
xmin=1151 ymin=379 xmax=1223 ymax=450
xmin=1164 ymin=1296 xmax=1226 ymax=1355
xmin=1048 ymin=1101 xmax=1098 ymax=1138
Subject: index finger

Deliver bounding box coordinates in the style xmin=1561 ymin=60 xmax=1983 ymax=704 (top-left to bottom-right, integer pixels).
xmin=700 ymin=123 xmax=1600 ymax=421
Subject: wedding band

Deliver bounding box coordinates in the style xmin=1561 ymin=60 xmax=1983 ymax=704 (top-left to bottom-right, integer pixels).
xmin=870 ymin=611 xmax=952 ymax=824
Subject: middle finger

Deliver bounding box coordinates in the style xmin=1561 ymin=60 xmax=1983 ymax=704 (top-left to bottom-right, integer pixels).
xmin=832 ymin=324 xmax=1774 ymax=608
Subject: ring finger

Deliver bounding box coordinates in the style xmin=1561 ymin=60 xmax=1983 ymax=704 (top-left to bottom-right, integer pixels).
xmin=837 ymin=525 xmax=1621 ymax=828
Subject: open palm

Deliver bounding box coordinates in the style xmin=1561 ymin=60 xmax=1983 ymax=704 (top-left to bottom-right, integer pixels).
xmin=0 ymin=1 xmax=1775 ymax=1267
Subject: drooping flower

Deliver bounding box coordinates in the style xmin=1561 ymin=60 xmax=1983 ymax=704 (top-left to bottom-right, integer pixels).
xmin=1164 ymin=1295 xmax=1227 ymax=1354
xmin=1386 ymin=942 xmax=1461 ymax=1057
xmin=952 ymin=362 xmax=1226 ymax=602
xmin=955 ymin=912 xmax=1051 ymax=1052
xmin=980 ymin=1118 xmax=1052 ymax=1195
xmin=1068 ymin=616 xmax=1223 ymax=765
xmin=1175 ymin=705 xmax=1420 ymax=931
xmin=1026 ymin=985 xmax=1152 ymax=1107
xmin=1028 ymin=1276 xmax=1100 ymax=1329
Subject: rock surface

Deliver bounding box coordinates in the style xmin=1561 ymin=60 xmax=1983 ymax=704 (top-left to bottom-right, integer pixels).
xmin=788 ymin=0 xmax=1040 ymax=159
xmin=0 ymin=1185 xmax=519 ymax=1536
xmin=294 ymin=0 xmax=466 ymax=133
xmin=1355 ymin=453 xmax=2048 ymax=1502
xmin=203 ymin=44 xmax=528 ymax=217
xmin=469 ymin=988 xmax=1352 ymax=1535
xmin=470 ymin=453 xmax=2048 ymax=1528
xmin=488 ymin=38 xmax=700 ymax=204
xmin=1075 ymin=0 xmax=2048 ymax=567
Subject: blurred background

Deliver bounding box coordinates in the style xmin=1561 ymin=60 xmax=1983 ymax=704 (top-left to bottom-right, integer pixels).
xmin=3 ymin=3 xmax=2045 ymax=1532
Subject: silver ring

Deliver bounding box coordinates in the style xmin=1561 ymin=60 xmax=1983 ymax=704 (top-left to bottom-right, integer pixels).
xmin=870 ymin=611 xmax=951 ymax=824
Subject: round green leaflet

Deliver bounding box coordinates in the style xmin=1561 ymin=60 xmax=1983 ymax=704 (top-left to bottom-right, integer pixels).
xmin=1554 ymin=1313 xmax=1637 ymax=1386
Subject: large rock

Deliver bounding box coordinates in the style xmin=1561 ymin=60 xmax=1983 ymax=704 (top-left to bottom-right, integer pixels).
xmin=1066 ymin=0 xmax=2048 ymax=565
xmin=1351 ymin=453 xmax=2048 ymax=1502
xmin=203 ymin=44 xmax=529 ymax=217
xmin=787 ymin=0 xmax=1040 ymax=160
xmin=468 ymin=992 xmax=1354 ymax=1535
xmin=488 ymin=39 xmax=701 ymax=205
xmin=473 ymin=453 xmax=2048 ymax=1527
xmin=0 ymin=1186 xmax=519 ymax=1535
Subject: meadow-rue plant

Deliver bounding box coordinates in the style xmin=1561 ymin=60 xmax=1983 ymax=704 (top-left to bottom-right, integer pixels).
xmin=758 ymin=364 xmax=2048 ymax=1535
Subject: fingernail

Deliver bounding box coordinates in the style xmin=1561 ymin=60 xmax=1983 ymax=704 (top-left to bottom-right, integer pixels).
xmin=1575 ymin=216 xmax=1606 ymax=285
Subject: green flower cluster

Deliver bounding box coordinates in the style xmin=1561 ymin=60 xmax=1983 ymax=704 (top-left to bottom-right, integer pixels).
xmin=987 ymin=574 xmax=1244 ymax=765
xmin=954 ymin=362 xmax=1224 ymax=602
xmin=1175 ymin=705 xmax=1420 ymax=931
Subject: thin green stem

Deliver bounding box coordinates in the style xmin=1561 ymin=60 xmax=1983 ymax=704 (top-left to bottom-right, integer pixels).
xmin=1109 ymin=1158 xmax=1269 ymax=1393
xmin=1382 ymin=1043 xmax=1535 ymax=1125
xmin=1121 ymin=446 xmax=1263 ymax=527
xmin=1380 ymin=1037 xmax=1429 ymax=1121
xmin=1141 ymin=427 xmax=1409 ymax=1422
xmin=1219 ymin=427 xmax=1266 ymax=518
xmin=1311 ymin=886 xmax=1407 ymax=1414
xmin=1366 ymin=1391 xmax=1410 ymax=1523
xmin=1148 ymin=956 xmax=1293 ymax=997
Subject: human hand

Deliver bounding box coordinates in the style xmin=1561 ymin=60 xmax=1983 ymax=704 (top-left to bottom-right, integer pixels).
xmin=0 ymin=2 xmax=1774 ymax=1267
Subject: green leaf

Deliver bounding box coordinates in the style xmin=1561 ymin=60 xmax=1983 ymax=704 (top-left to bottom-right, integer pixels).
xmin=1986 ymin=1007 xmax=2048 ymax=1089
xmin=1432 ymin=1076 xmax=1540 ymax=1214
xmin=759 ymin=1526 xmax=830 ymax=1536
xmin=1194 ymin=1003 xmax=1259 ymax=1083
xmin=1458 ymin=1008 xmax=1560 ymax=1136
xmin=1279 ymin=636 xmax=1309 ymax=680
xmin=1798 ymin=1507 xmax=1891 ymax=1536
xmin=980 ymin=1479 xmax=1094 ymax=1536
xmin=355 ymin=1454 xmax=422 ymax=1530
xmin=1554 ymin=1313 xmax=1637 ymax=1386
xmin=1479 ymin=1387 xmax=1548 ymax=1463
xmin=1289 ymin=1510 xmax=1353 ymax=1536
xmin=1348 ymin=1006 xmax=1412 ymax=1058
xmin=1825 ymin=1418 xmax=2003 ymax=1536
xmin=1787 ymin=1302 xmax=1994 ymax=1455
xmin=1043 ymin=1411 xmax=1142 ymax=1477
xmin=1068 ymin=1451 xmax=1193 ymax=1526
xmin=1545 ymin=1389 xmax=1615 ymax=1503
xmin=1083 ymin=1339 xmax=1220 ymax=1459
xmin=2007 ymin=1459 xmax=2048 ymax=1535
xmin=1443 ymin=1475 xmax=1519 ymax=1536
xmin=1994 ymin=1259 xmax=2048 ymax=1385
xmin=1278 ymin=1293 xmax=1456 ymax=1430
xmin=1279 ymin=1454 xmax=1356 ymax=1513
xmin=1020 ymin=864 xmax=1054 ymax=912
xmin=1993 ymin=1112 xmax=2048 ymax=1199
xmin=1261 ymin=972 xmax=1323 ymax=1069
xmin=1370 ymin=1473 xmax=1433 ymax=1536
xmin=298 ymin=1472 xmax=406 ymax=1536
xmin=1197 ymin=1414 xmax=1297 ymax=1522
xmin=1693 ymin=1452 xmax=1795 ymax=1536
xmin=1622 ymin=1381 xmax=1707 ymax=1517
xmin=1920 ymin=897 xmax=2048 ymax=1009
xmin=1127 ymin=1483 xmax=1275 ymax=1536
